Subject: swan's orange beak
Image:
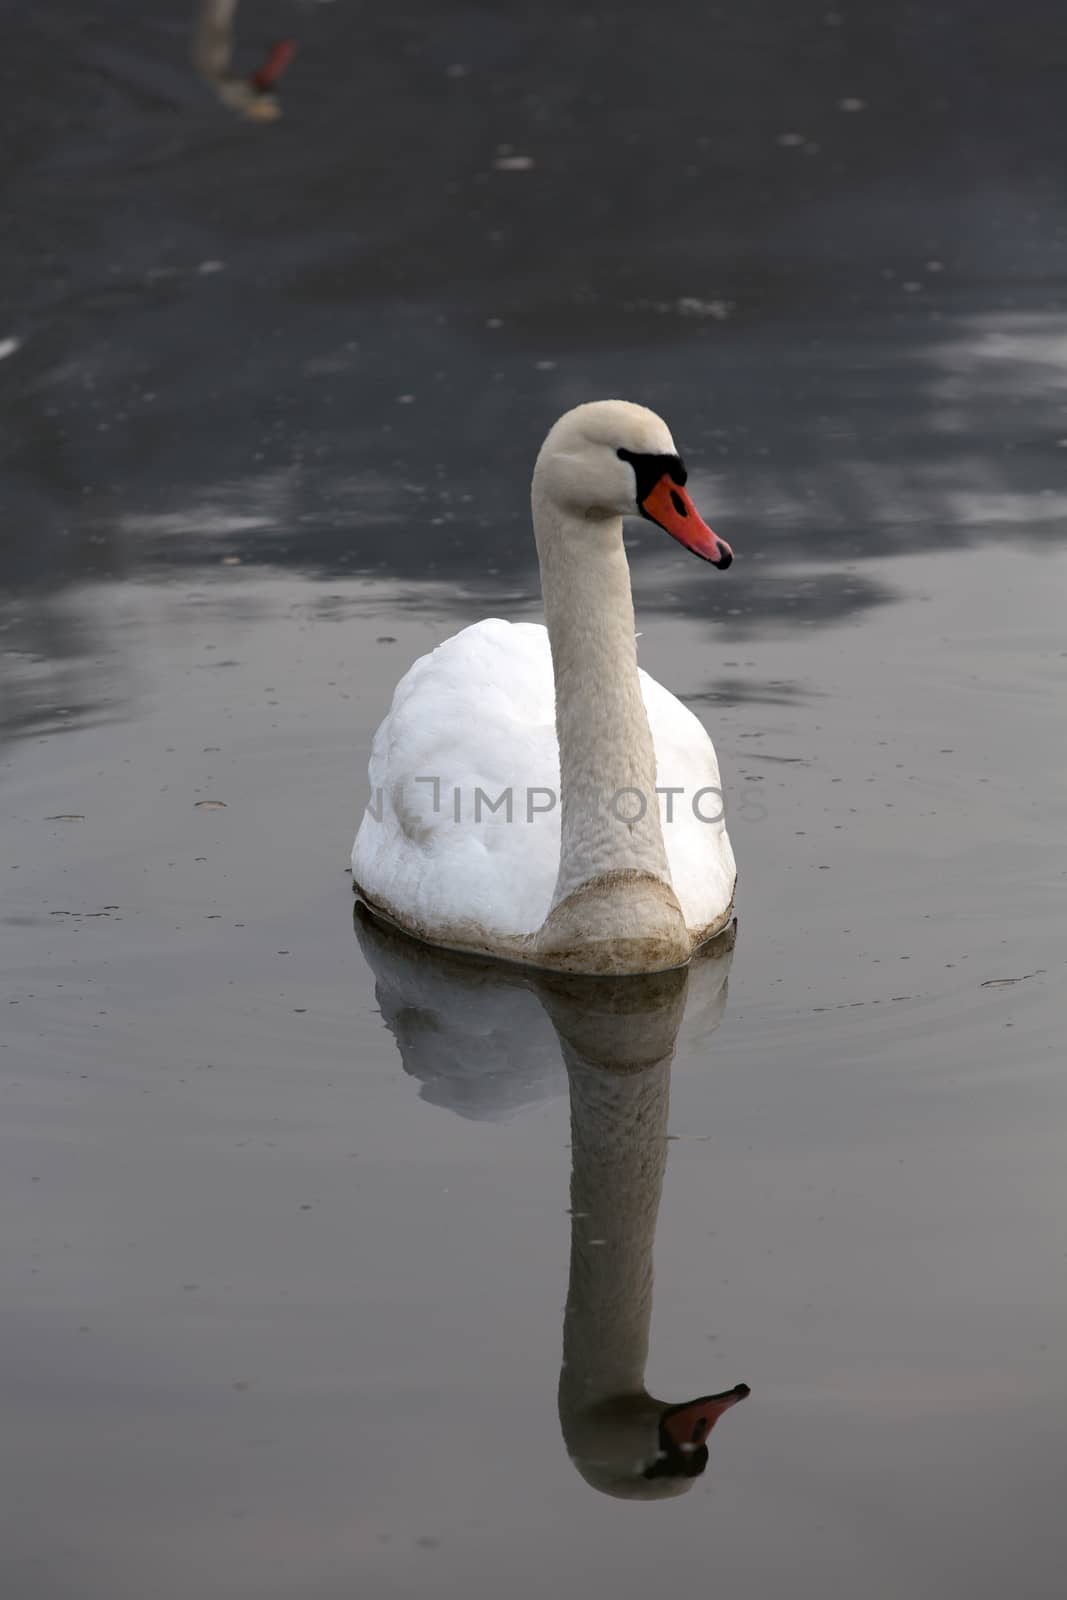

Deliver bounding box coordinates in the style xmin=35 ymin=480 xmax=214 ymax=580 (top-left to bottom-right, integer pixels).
xmin=660 ymin=1383 xmax=750 ymax=1452
xmin=641 ymin=474 xmax=733 ymax=569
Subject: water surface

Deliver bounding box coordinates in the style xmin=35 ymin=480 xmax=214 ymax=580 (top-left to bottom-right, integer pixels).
xmin=2 ymin=4 xmax=1066 ymax=1595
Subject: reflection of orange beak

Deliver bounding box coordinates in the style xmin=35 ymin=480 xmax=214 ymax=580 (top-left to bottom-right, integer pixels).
xmin=661 ymin=1383 xmax=750 ymax=1451
xmin=641 ymin=474 xmax=733 ymax=568
xmin=252 ymin=39 xmax=297 ymax=93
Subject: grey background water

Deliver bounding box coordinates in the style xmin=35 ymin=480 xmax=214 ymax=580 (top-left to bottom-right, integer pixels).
xmin=2 ymin=2 xmax=1066 ymax=1595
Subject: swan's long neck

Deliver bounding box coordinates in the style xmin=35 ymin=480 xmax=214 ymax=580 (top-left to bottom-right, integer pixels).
xmin=559 ymin=1052 xmax=672 ymax=1405
xmin=532 ymin=485 xmax=671 ymax=907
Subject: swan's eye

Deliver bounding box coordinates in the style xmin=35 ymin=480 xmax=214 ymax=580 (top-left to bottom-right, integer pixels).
xmin=616 ymin=448 xmax=688 ymax=501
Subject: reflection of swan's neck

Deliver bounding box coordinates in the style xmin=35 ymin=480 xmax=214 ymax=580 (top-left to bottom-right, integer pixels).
xmin=531 ymin=484 xmax=671 ymax=909
xmin=192 ymin=0 xmax=239 ymax=80
xmin=192 ymin=0 xmax=289 ymax=120
xmin=559 ymin=1048 xmax=672 ymax=1406
xmin=349 ymin=909 xmax=744 ymax=1499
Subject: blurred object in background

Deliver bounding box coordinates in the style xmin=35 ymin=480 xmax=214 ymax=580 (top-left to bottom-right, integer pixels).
xmin=191 ymin=0 xmax=295 ymax=120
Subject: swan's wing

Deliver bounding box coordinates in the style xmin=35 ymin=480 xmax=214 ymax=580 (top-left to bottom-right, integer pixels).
xmin=352 ymin=620 xmax=561 ymax=941
xmin=641 ymin=671 xmax=736 ymax=935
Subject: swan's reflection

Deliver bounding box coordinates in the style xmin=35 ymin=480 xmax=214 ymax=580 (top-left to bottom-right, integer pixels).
xmin=192 ymin=1 xmax=295 ymax=120
xmin=355 ymin=907 xmax=749 ymax=1498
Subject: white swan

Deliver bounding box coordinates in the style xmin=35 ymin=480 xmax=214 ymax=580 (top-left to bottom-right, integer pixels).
xmin=352 ymin=400 xmax=736 ymax=976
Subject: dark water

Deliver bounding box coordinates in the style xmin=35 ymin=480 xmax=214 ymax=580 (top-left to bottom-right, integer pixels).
xmin=2 ymin=3 xmax=1066 ymax=1595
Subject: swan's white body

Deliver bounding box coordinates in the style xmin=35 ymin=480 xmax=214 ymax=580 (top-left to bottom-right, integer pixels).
xmin=353 ymin=618 xmax=734 ymax=940
xmin=352 ymin=401 xmax=736 ymax=974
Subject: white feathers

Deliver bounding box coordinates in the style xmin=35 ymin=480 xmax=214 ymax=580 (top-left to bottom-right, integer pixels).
xmin=351 ymin=401 xmax=737 ymax=970
xmin=352 ymin=618 xmax=735 ymax=944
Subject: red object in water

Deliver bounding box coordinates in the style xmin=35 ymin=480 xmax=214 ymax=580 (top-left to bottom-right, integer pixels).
xmin=252 ymin=39 xmax=296 ymax=93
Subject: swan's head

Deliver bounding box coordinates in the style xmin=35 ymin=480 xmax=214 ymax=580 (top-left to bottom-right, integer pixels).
xmin=560 ymin=1383 xmax=750 ymax=1501
xmin=534 ymin=400 xmax=733 ymax=569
